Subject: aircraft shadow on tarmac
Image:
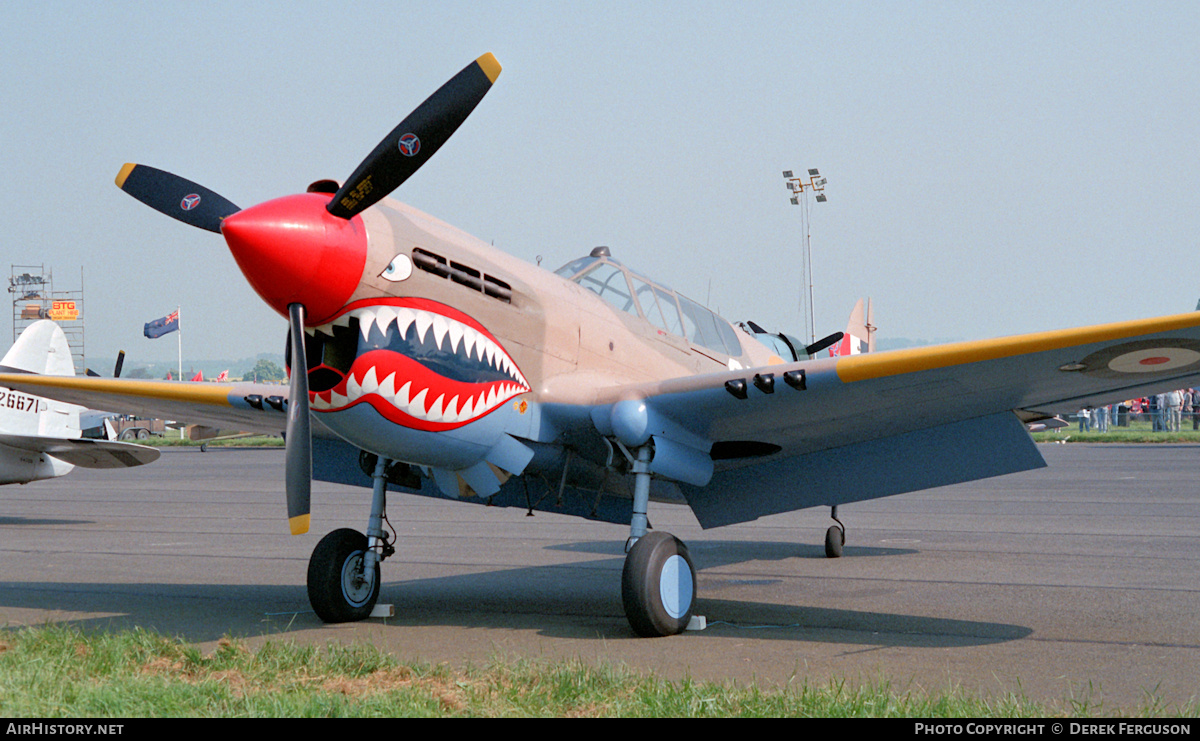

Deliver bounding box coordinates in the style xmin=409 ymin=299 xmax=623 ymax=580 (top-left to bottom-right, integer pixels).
xmin=549 ymin=538 xmax=918 ymax=563
xmin=0 ymin=538 xmax=1029 ymax=646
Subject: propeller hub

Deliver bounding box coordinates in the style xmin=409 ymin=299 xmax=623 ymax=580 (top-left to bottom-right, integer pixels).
xmin=221 ymin=193 xmax=367 ymax=324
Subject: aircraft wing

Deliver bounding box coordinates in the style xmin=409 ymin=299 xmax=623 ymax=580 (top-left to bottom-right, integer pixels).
xmin=0 ymin=377 xmax=288 ymax=436
xmin=0 ymin=433 xmax=160 ymax=468
xmin=584 ymin=311 xmax=1200 ymax=528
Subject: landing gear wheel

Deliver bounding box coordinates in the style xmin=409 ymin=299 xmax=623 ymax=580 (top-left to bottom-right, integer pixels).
xmin=621 ymin=531 xmax=696 ymax=637
xmin=825 ymin=524 xmax=845 ymax=559
xmin=307 ymin=528 xmax=381 ymax=623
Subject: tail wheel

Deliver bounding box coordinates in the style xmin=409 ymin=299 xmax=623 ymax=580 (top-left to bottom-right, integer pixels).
xmin=621 ymin=531 xmax=696 ymax=637
xmin=307 ymin=528 xmax=380 ymax=623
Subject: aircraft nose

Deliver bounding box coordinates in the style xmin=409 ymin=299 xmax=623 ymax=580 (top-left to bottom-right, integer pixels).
xmin=220 ymin=193 xmax=367 ymax=324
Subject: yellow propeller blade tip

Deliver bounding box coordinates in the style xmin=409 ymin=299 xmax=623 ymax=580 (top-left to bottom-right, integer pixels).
xmin=289 ymin=514 xmax=311 ymax=536
xmin=476 ymin=53 xmax=501 ymax=83
xmin=115 ymin=163 xmax=137 ymax=189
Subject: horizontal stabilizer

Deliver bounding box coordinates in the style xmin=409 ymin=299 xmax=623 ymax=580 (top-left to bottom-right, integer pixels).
xmin=0 ymin=434 xmax=160 ymax=469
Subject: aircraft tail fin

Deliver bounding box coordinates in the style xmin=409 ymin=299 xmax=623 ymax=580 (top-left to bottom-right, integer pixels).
xmin=829 ymin=298 xmax=876 ymax=357
xmin=1 ymin=320 xmax=76 ymax=376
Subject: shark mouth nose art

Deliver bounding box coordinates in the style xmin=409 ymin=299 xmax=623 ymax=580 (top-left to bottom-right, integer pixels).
xmin=296 ymin=297 xmax=530 ymax=432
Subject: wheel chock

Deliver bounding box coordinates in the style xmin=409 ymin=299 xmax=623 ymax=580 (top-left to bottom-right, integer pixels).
xmin=370 ymin=604 xmax=395 ymax=619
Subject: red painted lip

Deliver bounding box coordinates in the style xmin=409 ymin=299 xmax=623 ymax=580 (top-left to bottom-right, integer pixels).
xmin=221 ymin=193 xmax=367 ymax=324
xmin=307 ymin=298 xmax=530 ymax=432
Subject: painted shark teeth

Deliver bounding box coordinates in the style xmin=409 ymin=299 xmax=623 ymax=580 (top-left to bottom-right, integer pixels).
xmin=310 ymin=305 xmax=529 ymax=389
xmin=308 ymin=303 xmax=531 ymax=425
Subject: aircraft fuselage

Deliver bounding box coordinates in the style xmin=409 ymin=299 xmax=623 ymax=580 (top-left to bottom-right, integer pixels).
xmin=277 ymin=194 xmax=779 ymax=480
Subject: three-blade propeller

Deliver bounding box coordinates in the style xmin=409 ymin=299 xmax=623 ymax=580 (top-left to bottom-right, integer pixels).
xmin=114 ymin=54 xmax=502 ymax=534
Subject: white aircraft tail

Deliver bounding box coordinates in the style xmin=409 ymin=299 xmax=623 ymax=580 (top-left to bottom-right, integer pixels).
xmin=829 ymin=298 xmax=876 ymax=357
xmin=1 ymin=320 xmax=75 ymax=376
xmin=0 ymin=321 xmax=159 ymax=484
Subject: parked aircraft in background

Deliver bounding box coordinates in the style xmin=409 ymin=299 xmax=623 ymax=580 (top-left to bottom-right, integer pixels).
xmin=0 ymin=321 xmax=159 ymax=485
xmin=8 ymin=54 xmax=1200 ymax=636
xmin=829 ymin=298 xmax=875 ymax=357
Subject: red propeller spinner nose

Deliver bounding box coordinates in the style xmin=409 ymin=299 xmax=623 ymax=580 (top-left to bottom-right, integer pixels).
xmin=220 ymin=193 xmax=367 ymax=324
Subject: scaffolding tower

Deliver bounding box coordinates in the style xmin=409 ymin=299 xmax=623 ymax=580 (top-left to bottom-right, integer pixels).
xmin=9 ymin=265 xmax=85 ymax=375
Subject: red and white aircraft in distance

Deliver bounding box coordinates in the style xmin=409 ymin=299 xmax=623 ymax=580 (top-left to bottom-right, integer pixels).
xmin=8 ymin=53 xmax=1200 ymax=636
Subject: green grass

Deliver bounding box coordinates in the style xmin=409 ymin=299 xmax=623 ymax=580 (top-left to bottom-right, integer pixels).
xmin=1033 ymin=418 xmax=1200 ymax=444
xmin=0 ymin=625 xmax=1195 ymax=717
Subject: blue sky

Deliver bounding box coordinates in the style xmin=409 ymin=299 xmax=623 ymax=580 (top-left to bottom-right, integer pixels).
xmin=3 ymin=2 xmax=1198 ymax=365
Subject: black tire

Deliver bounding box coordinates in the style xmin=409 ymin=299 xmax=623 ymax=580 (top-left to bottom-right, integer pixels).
xmin=307 ymin=528 xmax=381 ymax=623
xmin=825 ymin=525 xmax=844 ymax=558
xmin=136 ymin=428 xmax=150 ymax=440
xmin=621 ymin=531 xmax=696 ymax=637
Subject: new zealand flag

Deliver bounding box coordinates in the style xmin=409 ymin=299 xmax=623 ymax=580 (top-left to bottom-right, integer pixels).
xmin=144 ymin=310 xmax=179 ymax=339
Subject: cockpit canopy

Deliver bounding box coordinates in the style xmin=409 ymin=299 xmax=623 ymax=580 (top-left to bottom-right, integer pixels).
xmin=745 ymin=328 xmax=806 ymax=362
xmin=555 ymin=249 xmax=743 ymax=358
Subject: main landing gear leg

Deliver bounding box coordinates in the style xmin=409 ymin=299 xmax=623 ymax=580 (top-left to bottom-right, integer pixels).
xmin=621 ymin=444 xmax=696 ymax=637
xmin=825 ymin=505 xmax=845 ymax=559
xmin=307 ymin=456 xmax=392 ymax=622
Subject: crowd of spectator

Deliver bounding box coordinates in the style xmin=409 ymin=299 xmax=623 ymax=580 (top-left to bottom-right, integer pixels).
xmin=1078 ymin=389 xmax=1199 ymax=432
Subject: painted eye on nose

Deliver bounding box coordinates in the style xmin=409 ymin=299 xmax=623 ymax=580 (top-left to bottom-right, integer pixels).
xmin=381 ymin=253 xmax=413 ymax=282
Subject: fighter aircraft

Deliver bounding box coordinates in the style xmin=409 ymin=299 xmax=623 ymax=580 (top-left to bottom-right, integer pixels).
xmin=0 ymin=321 xmax=159 ymax=485
xmin=8 ymin=53 xmax=1200 ymax=637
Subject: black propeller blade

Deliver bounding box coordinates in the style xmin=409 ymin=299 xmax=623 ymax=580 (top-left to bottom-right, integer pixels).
xmin=805 ymin=331 xmax=844 ymax=357
xmin=86 ymin=350 xmax=126 ymax=378
xmin=285 ymin=303 xmax=312 ymax=535
xmin=326 ymin=53 xmax=502 ymax=219
xmin=115 ymin=163 xmax=240 ymax=233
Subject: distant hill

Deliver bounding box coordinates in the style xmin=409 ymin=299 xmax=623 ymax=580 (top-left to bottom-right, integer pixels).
xmin=875 ymin=337 xmax=963 ymax=352
xmin=116 ymin=352 xmax=285 ymax=381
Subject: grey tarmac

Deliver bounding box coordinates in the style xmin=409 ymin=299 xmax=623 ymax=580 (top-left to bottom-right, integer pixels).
xmin=0 ymin=443 xmax=1197 ymax=709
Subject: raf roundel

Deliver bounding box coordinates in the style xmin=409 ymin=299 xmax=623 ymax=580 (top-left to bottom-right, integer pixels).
xmin=398 ymin=133 xmax=420 ymax=157
xmin=180 ymin=193 xmax=202 ymax=211
xmin=1075 ymin=339 xmax=1200 ymax=378
xmin=1107 ymin=347 xmax=1200 ymax=374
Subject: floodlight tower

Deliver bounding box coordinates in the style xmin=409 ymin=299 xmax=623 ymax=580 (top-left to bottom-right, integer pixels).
xmin=782 ymin=169 xmax=827 ymax=343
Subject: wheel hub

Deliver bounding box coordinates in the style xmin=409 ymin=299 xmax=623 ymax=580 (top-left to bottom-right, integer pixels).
xmin=341 ymin=552 xmax=376 ymax=606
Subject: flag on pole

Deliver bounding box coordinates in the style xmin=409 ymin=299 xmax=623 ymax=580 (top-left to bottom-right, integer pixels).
xmin=144 ymin=310 xmax=179 ymax=339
